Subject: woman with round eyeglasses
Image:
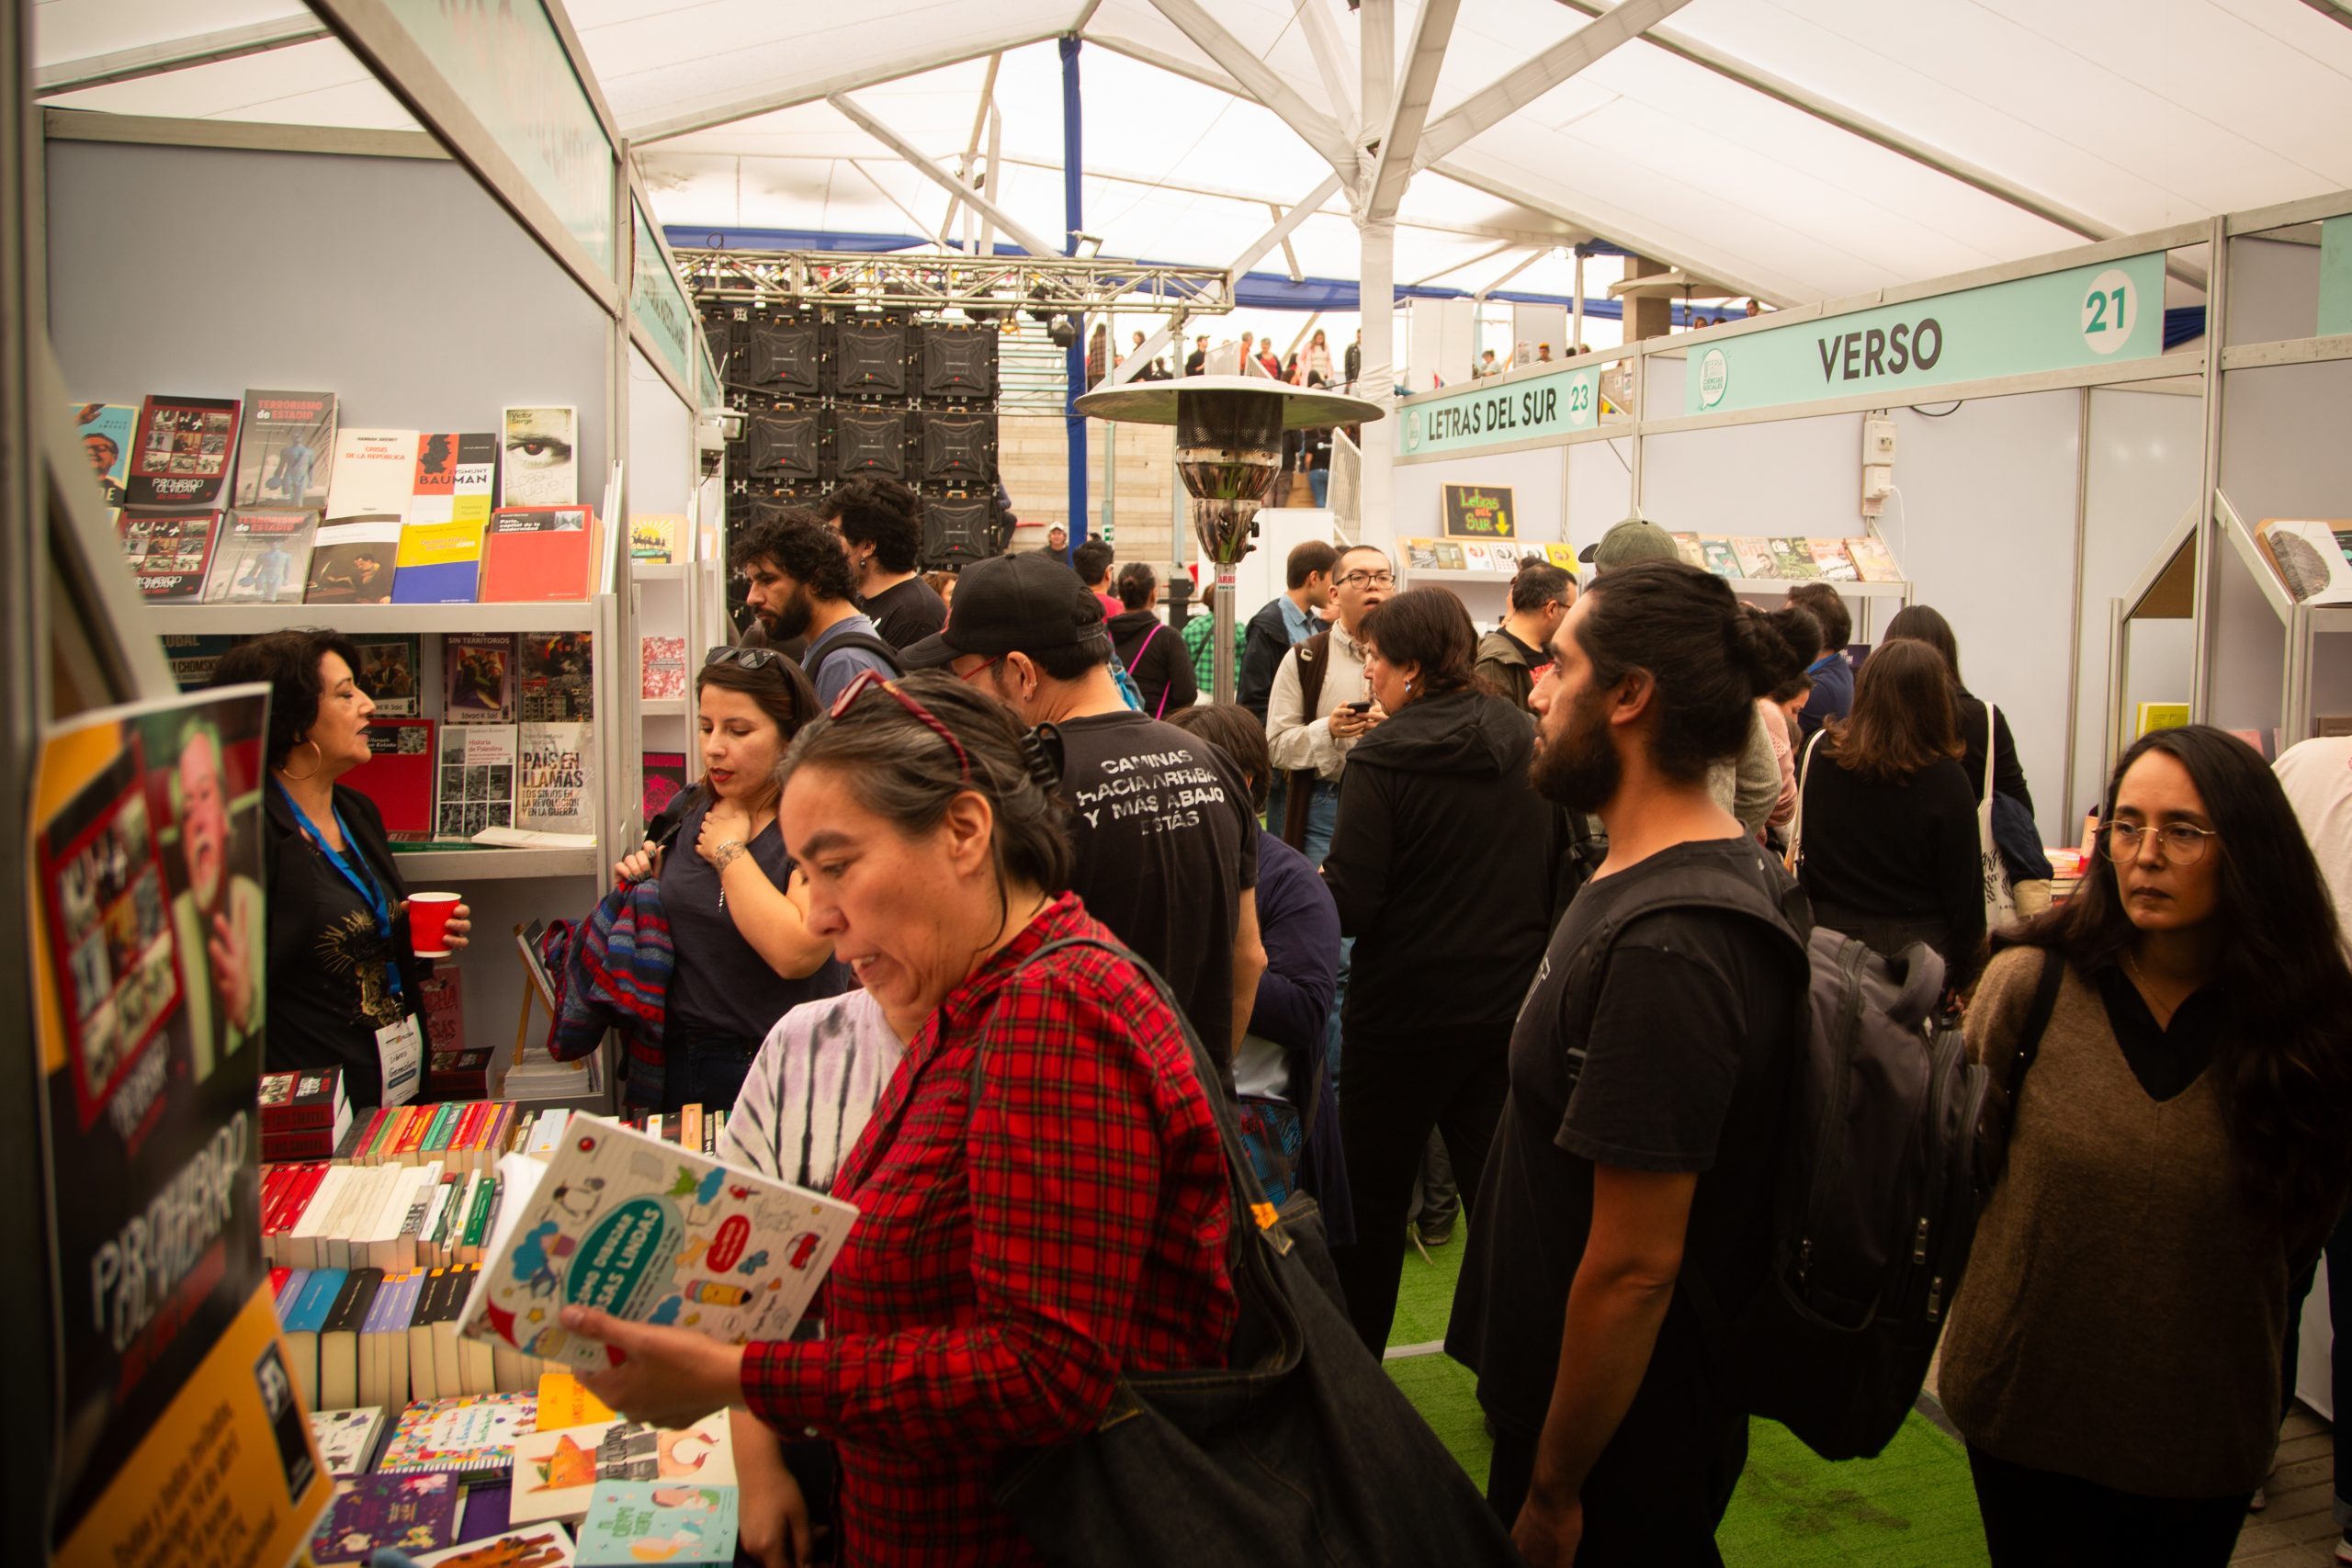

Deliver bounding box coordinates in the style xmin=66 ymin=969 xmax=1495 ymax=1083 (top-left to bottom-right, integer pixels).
xmin=611 ymin=646 xmax=846 ymax=1111
xmin=1940 ymin=725 xmax=2352 ymax=1566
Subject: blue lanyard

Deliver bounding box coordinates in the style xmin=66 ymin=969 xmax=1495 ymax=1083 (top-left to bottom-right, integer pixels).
xmin=277 ymin=780 xmax=403 ymax=998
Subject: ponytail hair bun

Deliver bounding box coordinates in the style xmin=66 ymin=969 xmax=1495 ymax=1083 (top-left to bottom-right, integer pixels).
xmin=1727 ymin=604 xmax=1816 ymax=698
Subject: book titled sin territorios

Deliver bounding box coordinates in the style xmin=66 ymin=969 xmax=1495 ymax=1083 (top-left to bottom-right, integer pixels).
xmin=459 ymin=1120 xmax=856 ymax=1372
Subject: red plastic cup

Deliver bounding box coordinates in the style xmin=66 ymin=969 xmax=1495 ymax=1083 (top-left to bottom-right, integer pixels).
xmin=407 ymin=891 xmax=461 ymax=958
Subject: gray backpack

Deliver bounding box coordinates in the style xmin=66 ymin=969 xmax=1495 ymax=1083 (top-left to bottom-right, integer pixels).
xmin=1563 ymin=843 xmax=1988 ymax=1461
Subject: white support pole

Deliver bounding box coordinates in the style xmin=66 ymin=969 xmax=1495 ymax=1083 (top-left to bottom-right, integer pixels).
xmin=1295 ymin=0 xmax=1360 ymax=139
xmin=1572 ymin=249 xmax=1586 ymax=352
xmin=1359 ymin=216 xmax=1397 ymax=544
xmin=1364 ymin=0 xmax=1460 ymax=221
xmin=977 ymin=100 xmax=1003 ymax=258
xmin=1229 ymin=172 xmax=1347 ymax=277
xmin=939 ymin=51 xmax=1004 ymax=243
xmin=1268 ymin=203 xmax=1307 ymax=282
xmin=829 ymin=91 xmax=1060 ymax=257
xmin=1359 ymin=0 xmax=1395 ymax=152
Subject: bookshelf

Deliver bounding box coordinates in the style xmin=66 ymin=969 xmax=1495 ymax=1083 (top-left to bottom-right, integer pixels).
xmin=385 ymin=845 xmax=601 ymax=881
xmin=156 ymin=600 xmax=603 ymax=634
xmin=2213 ymin=490 xmax=2352 ymax=744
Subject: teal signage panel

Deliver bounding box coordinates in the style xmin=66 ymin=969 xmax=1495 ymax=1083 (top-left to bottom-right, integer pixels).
xmin=1400 ymin=364 xmax=1602 ymax=457
xmin=383 ymin=0 xmax=616 ymax=278
xmin=632 ymin=199 xmax=694 ymax=387
xmin=2320 ymin=216 xmax=2352 ymax=340
xmin=1686 ymin=252 xmax=2167 ymax=415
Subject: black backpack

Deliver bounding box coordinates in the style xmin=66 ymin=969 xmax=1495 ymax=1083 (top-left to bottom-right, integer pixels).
xmin=1562 ymin=843 xmax=1990 ymax=1461
xmin=803 ymin=628 xmax=904 ymax=684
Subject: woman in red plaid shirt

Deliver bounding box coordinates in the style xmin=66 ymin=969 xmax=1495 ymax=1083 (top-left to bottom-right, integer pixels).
xmin=561 ymin=671 xmax=1240 ymax=1565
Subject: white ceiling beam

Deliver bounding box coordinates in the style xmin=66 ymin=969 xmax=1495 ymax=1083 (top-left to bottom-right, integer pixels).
xmin=1411 ymin=238 xmax=1514 ymax=288
xmin=1227 ymin=172 xmax=1350 ymax=281
xmin=1080 ymin=33 xmax=1246 ymax=96
xmin=1476 ymin=247 xmax=1549 ymax=299
xmin=1544 ymin=0 xmax=2204 ymax=288
xmin=624 ymin=26 xmax=1060 ymax=143
xmin=1431 ymin=153 xmax=1789 ymax=305
xmin=977 ymin=99 xmax=1003 ymax=259
xmin=938 ymin=51 xmax=1004 ymax=243
xmin=1295 ymin=0 xmax=1360 ymax=141
xmin=825 ymin=91 xmax=1061 ymax=257
xmin=36 ymin=14 xmax=328 ymax=96
xmin=1143 ymin=0 xmax=1356 ymax=175
xmin=1414 ymin=0 xmax=1690 ymax=172
xmin=1363 ymin=0 xmax=1460 ymax=220
xmin=1358 ymin=0 xmax=1395 ymax=153
xmin=850 ymin=160 xmax=948 ymax=248
xmin=1270 ymin=203 xmax=1306 ymax=281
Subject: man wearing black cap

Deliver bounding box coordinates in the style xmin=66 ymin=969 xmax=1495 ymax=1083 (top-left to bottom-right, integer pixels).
xmin=904 ymin=552 xmax=1267 ymax=1078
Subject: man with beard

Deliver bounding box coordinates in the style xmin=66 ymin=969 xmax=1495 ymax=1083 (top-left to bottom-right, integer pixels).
xmin=1445 ymin=560 xmax=1815 ymax=1568
xmin=729 ymin=511 xmax=900 ymax=705
xmin=169 ymin=716 xmax=265 ymax=1081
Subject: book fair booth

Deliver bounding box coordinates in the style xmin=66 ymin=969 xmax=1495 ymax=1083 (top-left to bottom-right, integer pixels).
xmin=6 ymin=2 xmax=2352 ymax=1563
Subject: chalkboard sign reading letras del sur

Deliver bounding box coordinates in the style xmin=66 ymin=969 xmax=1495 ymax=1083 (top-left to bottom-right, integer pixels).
xmin=1442 ymin=484 xmax=1516 ymax=541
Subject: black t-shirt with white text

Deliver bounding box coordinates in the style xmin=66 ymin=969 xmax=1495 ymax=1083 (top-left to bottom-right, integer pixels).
xmin=1446 ymin=836 xmax=1801 ymax=1438
xmin=1052 ymin=711 xmax=1258 ymax=1072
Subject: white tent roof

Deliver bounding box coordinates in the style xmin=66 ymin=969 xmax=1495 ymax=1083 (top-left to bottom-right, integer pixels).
xmin=33 ymin=0 xmax=2352 ymax=305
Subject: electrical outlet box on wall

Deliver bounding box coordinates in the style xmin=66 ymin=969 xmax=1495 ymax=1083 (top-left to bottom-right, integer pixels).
xmin=1863 ymin=416 xmax=1897 ymax=465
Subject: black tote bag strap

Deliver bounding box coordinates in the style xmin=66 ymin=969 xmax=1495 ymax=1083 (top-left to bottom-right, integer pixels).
xmin=972 ymin=933 xmax=1294 ymax=1280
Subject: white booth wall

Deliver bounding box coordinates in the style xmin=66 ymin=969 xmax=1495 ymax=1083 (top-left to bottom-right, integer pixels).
xmin=627 ymin=345 xmax=692 ymax=513
xmin=1566 ymin=438 xmax=1634 ymax=549
xmin=46 ymin=133 xmax=617 ymax=1066
xmin=1392 ymin=442 xmax=1568 ymax=547
xmin=2075 ymin=388 xmax=2205 ymax=825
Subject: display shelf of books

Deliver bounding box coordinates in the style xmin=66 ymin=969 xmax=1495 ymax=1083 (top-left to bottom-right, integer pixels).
xmin=387 ymin=845 xmax=603 ymax=881
xmin=2216 ymin=491 xmax=2352 ymax=743
xmin=632 ymin=540 xmax=708 ymax=840
xmin=155 ymin=599 xmax=604 ymax=634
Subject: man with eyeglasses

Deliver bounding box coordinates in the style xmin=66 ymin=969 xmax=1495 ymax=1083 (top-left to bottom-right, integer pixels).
xmin=903 ymin=551 xmax=1267 ymax=1085
xmin=729 ymin=510 xmax=902 ymax=705
xmin=1266 ymin=544 xmax=1392 ymax=869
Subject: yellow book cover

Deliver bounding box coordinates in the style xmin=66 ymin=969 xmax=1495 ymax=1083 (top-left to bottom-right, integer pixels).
xmin=536 ymin=1369 xmax=617 ymax=1432
xmin=2135 ymin=701 xmax=2190 ymax=738
xmin=392 ymin=520 xmax=485 ymax=604
xmin=629 ymin=513 xmax=686 ymax=562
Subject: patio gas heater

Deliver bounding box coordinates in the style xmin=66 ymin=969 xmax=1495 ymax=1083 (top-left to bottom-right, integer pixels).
xmin=1075 ymin=375 xmax=1382 ymax=705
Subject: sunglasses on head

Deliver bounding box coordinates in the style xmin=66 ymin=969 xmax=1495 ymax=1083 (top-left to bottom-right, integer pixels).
xmin=705 ymin=645 xmax=783 ymax=671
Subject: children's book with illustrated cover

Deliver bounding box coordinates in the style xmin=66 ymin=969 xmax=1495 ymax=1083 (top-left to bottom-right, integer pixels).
xmin=413 ymin=1525 xmax=577 ymax=1568
xmin=305 ymin=518 xmax=401 ymax=604
xmin=353 ymin=633 xmax=424 ymax=716
xmin=378 ymin=1393 xmax=539 ymax=1475
xmin=127 ymin=393 xmax=241 ymax=508
xmin=575 ymin=1482 xmax=737 ymax=1568
xmin=1698 ymin=536 xmax=1742 ymax=578
xmin=309 ymin=1405 xmax=388 ymax=1477
xmin=1807 ymin=537 xmax=1860 ymax=582
xmin=1843 ymin=535 xmax=1902 ymax=582
xmin=1764 ymin=536 xmax=1821 ymax=580
xmin=509 ymin=1414 xmax=736 ymax=1525
xmin=435 ymin=725 xmax=518 ymax=842
xmin=325 ymin=429 xmax=420 ymax=523
xmin=460 ymin=1122 xmax=856 ymax=1372
xmin=310 ymin=1470 xmax=465 ymax=1563
xmin=536 ymin=1370 xmax=617 ymax=1432
xmin=235 ymin=389 xmax=337 ymax=510
xmin=640 ymin=638 xmax=687 ymax=703
xmin=517 ymin=723 xmax=594 ymax=836
xmin=445 ymin=633 xmax=519 ymax=724
xmin=69 ymin=401 xmax=136 ymax=505
xmin=413 ymin=433 xmax=500 ymax=525
xmin=520 ymin=632 xmax=594 ymax=722
xmin=116 ymin=510 xmax=220 ymax=601
xmin=204 ymin=507 xmax=318 ymax=603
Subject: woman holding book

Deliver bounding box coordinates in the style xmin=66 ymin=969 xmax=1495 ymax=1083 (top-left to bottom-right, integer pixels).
xmin=565 ymin=671 xmax=1239 ymax=1568
xmin=1944 ymin=726 xmax=2352 ymax=1563
xmin=213 ymin=629 xmax=472 ymax=1107
xmin=611 ymin=648 xmax=844 ymax=1114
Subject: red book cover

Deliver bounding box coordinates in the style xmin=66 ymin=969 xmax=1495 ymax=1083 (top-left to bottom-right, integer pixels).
xmin=127 ymin=393 xmax=241 ymax=508
xmin=343 ymin=717 xmax=435 ymax=839
xmin=262 ymin=1066 xmax=343 ymax=1131
xmin=116 ymin=510 xmax=222 ymax=601
xmin=262 ymin=1126 xmax=342 ymax=1162
xmin=419 ymin=962 xmax=465 ymax=1053
xmin=478 ymin=505 xmax=601 ymax=602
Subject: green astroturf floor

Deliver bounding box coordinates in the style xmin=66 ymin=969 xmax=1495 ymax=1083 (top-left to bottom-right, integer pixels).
xmin=1380 ymin=1225 xmax=1991 ymax=1565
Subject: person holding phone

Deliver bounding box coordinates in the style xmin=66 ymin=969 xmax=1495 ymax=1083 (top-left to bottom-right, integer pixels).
xmin=611 ymin=647 xmax=845 ymax=1112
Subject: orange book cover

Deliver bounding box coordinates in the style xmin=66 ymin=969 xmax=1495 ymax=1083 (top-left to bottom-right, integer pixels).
xmin=479 ymin=505 xmax=601 ymax=603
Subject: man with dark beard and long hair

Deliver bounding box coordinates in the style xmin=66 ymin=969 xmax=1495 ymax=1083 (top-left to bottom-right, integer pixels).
xmin=1446 ymin=560 xmax=1815 ymax=1568
xmin=729 ymin=511 xmax=900 ymax=705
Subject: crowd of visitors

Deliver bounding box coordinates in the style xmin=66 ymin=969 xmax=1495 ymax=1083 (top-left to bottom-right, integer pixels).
xmin=247 ymin=491 xmax=2352 ymax=1568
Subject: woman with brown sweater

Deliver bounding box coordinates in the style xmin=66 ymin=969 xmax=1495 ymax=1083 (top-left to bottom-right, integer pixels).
xmin=1943 ymin=725 xmax=2352 ymax=1566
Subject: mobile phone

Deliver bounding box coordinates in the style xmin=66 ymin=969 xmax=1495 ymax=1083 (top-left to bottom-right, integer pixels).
xmin=1341 ymin=700 xmax=1373 ymax=714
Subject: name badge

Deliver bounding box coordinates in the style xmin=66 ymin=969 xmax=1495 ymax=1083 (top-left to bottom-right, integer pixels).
xmin=376 ymin=1015 xmax=424 ymax=1107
